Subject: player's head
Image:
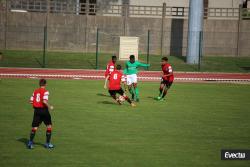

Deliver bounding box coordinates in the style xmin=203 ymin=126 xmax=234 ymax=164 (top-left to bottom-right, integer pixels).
xmin=116 ymin=64 xmax=122 ymax=70
xmin=129 ymin=55 xmax=135 ymax=63
xmin=39 ymin=79 xmax=47 ymax=87
xmin=112 ymin=55 xmax=117 ymax=63
xmin=161 ymin=57 xmax=168 ymax=65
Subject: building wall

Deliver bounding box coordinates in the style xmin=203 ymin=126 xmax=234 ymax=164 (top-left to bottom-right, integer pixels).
xmin=106 ymin=0 xmax=242 ymax=8
xmin=0 ymin=12 xmax=249 ymax=56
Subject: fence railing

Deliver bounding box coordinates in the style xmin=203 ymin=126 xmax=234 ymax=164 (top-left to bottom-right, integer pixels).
xmin=3 ymin=0 xmax=249 ymax=19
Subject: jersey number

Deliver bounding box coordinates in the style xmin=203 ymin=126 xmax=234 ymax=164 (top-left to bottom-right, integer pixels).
xmin=36 ymin=93 xmax=41 ymax=102
xmin=113 ymin=74 xmax=118 ymax=80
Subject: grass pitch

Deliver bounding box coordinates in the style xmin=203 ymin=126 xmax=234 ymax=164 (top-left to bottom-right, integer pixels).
xmin=0 ymin=79 xmax=250 ymax=167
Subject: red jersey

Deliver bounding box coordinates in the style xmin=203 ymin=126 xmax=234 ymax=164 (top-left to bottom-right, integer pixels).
xmin=109 ymin=70 xmax=125 ymax=90
xmin=30 ymin=88 xmax=49 ymax=108
xmin=162 ymin=63 xmax=174 ymax=82
xmin=105 ymin=60 xmax=115 ymax=77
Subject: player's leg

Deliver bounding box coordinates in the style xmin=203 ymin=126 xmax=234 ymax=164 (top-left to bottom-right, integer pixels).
xmin=157 ymin=80 xmax=166 ymax=100
xmin=43 ymin=109 xmax=54 ymax=148
xmin=131 ymin=74 xmax=139 ymax=102
xmin=109 ymin=90 xmax=121 ymax=105
xmin=126 ymin=75 xmax=135 ymax=99
xmin=118 ymin=89 xmax=136 ymax=107
xmin=28 ymin=127 xmax=38 ymax=149
xmin=28 ymin=109 xmax=41 ymax=149
xmin=158 ymin=81 xmax=172 ymax=100
xmin=162 ymin=82 xmax=172 ymax=99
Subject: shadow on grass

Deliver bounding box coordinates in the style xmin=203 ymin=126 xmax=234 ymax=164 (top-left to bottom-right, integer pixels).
xmin=97 ymin=101 xmax=117 ymax=105
xmin=147 ymin=96 xmax=158 ymax=101
xmin=96 ymin=93 xmax=110 ymax=97
xmin=17 ymin=138 xmax=44 ymax=147
xmin=240 ymin=66 xmax=250 ymax=72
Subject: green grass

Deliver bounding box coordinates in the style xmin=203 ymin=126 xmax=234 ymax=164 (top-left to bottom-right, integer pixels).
xmin=0 ymin=79 xmax=250 ymax=167
xmin=1 ymin=50 xmax=250 ymax=72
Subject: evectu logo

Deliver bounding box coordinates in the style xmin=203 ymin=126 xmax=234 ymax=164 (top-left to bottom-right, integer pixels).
xmin=221 ymin=150 xmax=250 ymax=160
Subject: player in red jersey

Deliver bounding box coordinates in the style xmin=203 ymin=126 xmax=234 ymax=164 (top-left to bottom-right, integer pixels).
xmin=104 ymin=64 xmax=135 ymax=107
xmin=104 ymin=55 xmax=117 ymax=88
xmin=157 ymin=57 xmax=174 ymax=101
xmin=27 ymin=79 xmax=54 ymax=149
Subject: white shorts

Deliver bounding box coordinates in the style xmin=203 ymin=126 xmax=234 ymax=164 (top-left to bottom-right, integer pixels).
xmin=126 ymin=74 xmax=137 ymax=85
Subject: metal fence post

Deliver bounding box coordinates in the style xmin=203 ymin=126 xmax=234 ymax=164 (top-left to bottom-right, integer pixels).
xmin=123 ymin=3 xmax=129 ymax=36
xmin=147 ymin=29 xmax=150 ymax=70
xmin=96 ymin=28 xmax=99 ymax=70
xmin=4 ymin=0 xmax=8 ymax=50
xmin=43 ymin=26 xmax=47 ymax=68
xmin=161 ymin=3 xmax=166 ymax=56
xmin=236 ymin=4 xmax=242 ymax=57
xmin=198 ymin=31 xmax=203 ymax=71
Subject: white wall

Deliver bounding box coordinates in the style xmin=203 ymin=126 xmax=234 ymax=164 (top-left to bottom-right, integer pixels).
xmin=106 ymin=0 xmax=242 ymax=8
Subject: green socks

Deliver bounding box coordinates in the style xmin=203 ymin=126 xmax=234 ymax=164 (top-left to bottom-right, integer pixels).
xmin=134 ymin=87 xmax=139 ymax=99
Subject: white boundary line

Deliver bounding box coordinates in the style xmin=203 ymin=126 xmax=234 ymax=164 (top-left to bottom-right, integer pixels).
xmin=0 ymin=73 xmax=250 ymax=82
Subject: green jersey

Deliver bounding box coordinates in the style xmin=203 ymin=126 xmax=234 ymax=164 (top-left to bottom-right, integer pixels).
xmin=124 ymin=61 xmax=150 ymax=75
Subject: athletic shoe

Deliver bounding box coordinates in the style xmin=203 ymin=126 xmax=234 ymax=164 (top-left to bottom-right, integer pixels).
xmin=131 ymin=103 xmax=136 ymax=107
xmin=156 ymin=96 xmax=162 ymax=100
xmin=135 ymin=98 xmax=140 ymax=102
xmin=27 ymin=140 xmax=34 ymax=149
xmin=44 ymin=143 xmax=54 ymax=149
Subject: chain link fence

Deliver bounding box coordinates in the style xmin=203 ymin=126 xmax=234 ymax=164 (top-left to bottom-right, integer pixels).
xmin=0 ymin=24 xmax=250 ymax=72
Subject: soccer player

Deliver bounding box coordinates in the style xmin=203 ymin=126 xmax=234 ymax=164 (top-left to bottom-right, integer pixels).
xmin=104 ymin=55 xmax=117 ymax=88
xmin=104 ymin=64 xmax=135 ymax=107
xmin=123 ymin=55 xmax=150 ymax=102
xmin=157 ymin=57 xmax=174 ymax=101
xmin=27 ymin=79 xmax=54 ymax=149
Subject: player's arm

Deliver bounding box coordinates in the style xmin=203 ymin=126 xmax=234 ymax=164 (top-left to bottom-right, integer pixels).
xmin=104 ymin=64 xmax=110 ymax=77
xmin=123 ymin=62 xmax=128 ymax=75
xmin=137 ymin=61 xmax=150 ymax=68
xmin=29 ymin=93 xmax=34 ymax=104
xmin=43 ymin=91 xmax=54 ymax=110
xmin=43 ymin=100 xmax=54 ymax=110
xmin=104 ymin=75 xmax=110 ymax=89
xmin=121 ymin=75 xmax=127 ymax=91
xmin=163 ymin=66 xmax=173 ymax=77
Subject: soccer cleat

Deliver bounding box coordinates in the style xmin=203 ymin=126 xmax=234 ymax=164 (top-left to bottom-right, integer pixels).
xmin=135 ymin=98 xmax=140 ymax=102
xmin=156 ymin=96 xmax=162 ymax=100
xmin=27 ymin=141 xmax=34 ymax=149
xmin=131 ymin=103 xmax=136 ymax=107
xmin=44 ymin=143 xmax=54 ymax=149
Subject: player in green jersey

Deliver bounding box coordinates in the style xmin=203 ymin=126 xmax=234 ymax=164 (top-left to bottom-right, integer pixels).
xmin=123 ymin=55 xmax=150 ymax=102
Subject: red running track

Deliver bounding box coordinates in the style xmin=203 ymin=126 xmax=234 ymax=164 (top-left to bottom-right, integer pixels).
xmin=0 ymin=67 xmax=250 ymax=83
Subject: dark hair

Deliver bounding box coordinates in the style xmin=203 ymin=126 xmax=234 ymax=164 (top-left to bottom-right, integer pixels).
xmin=129 ymin=55 xmax=135 ymax=59
xmin=161 ymin=57 xmax=168 ymax=61
xmin=112 ymin=55 xmax=117 ymax=60
xmin=116 ymin=64 xmax=122 ymax=70
xmin=39 ymin=79 xmax=47 ymax=86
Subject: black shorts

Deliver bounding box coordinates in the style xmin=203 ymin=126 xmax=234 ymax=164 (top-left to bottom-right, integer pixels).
xmin=161 ymin=79 xmax=173 ymax=89
xmin=32 ymin=107 xmax=52 ymax=127
xmin=109 ymin=88 xmax=124 ymax=96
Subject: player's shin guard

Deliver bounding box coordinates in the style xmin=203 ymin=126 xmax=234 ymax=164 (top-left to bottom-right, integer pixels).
xmin=30 ymin=128 xmax=37 ymax=142
xmin=46 ymin=127 xmax=52 ymax=143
